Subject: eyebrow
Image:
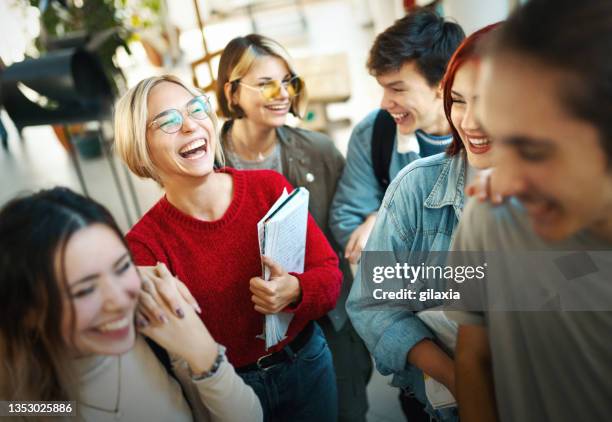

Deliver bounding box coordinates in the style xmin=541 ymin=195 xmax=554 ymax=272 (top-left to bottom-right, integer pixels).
xmin=70 ymin=252 xmax=131 ymax=287
xmin=502 ymin=136 xmax=555 ymax=147
xmin=256 ymin=73 xmax=292 ymax=82
xmin=385 ymin=81 xmax=405 ymax=88
xmin=149 ymin=108 xmax=176 ymax=126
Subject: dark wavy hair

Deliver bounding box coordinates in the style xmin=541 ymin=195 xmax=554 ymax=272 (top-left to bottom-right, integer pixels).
xmin=488 ymin=0 xmax=612 ymax=160
xmin=443 ymin=23 xmax=501 ymax=156
xmin=367 ymin=9 xmax=465 ymax=86
xmin=0 ymin=187 xmax=125 ymax=406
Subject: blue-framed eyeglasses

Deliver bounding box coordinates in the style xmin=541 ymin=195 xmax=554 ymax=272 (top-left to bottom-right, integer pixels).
xmin=148 ymin=95 xmax=212 ymax=134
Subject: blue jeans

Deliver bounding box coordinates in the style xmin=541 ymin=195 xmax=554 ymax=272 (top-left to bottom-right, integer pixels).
xmin=238 ymin=322 xmax=338 ymax=422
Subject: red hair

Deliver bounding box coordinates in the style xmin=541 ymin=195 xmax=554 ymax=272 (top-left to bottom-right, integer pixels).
xmin=444 ymin=23 xmax=501 ymax=156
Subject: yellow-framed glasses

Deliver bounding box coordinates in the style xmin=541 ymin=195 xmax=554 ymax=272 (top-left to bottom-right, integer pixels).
xmin=238 ymin=75 xmax=304 ymax=101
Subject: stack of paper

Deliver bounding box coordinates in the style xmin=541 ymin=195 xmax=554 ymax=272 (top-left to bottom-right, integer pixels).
xmin=257 ymin=187 xmax=310 ymax=349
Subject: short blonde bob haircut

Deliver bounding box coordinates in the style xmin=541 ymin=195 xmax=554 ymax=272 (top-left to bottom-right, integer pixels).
xmin=216 ymin=34 xmax=308 ymax=119
xmin=114 ymin=74 xmax=224 ymax=185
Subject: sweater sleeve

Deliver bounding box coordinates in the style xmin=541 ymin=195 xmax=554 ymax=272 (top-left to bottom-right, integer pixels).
xmin=126 ymin=235 xmax=160 ymax=266
xmin=172 ymin=357 xmax=263 ymax=422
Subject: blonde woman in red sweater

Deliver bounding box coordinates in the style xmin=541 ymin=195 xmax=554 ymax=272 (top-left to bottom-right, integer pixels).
xmin=114 ymin=75 xmax=342 ymax=422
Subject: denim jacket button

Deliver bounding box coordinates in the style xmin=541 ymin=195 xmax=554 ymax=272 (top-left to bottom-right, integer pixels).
xmin=305 ymin=172 xmax=315 ymax=183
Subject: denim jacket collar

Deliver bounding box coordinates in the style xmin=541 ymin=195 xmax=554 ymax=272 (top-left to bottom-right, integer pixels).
xmin=423 ymin=152 xmax=466 ymax=218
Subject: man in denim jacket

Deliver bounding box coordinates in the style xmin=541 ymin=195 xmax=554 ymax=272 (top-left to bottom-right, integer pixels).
xmin=329 ymin=10 xmax=464 ymax=265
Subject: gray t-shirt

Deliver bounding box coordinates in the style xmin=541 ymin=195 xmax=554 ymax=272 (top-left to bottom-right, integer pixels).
xmin=447 ymin=198 xmax=612 ymax=422
xmin=224 ymin=142 xmax=283 ymax=173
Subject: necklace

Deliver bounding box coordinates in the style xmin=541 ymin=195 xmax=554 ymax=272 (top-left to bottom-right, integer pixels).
xmin=81 ymin=356 xmax=122 ymax=419
xmin=227 ymin=128 xmax=276 ymax=163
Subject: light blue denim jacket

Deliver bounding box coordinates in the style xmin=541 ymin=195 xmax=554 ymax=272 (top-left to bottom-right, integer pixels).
xmin=329 ymin=110 xmax=452 ymax=248
xmin=346 ymin=152 xmax=467 ymax=420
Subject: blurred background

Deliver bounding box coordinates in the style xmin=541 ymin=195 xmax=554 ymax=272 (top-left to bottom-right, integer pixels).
xmin=0 ymin=1 xmax=523 ymax=419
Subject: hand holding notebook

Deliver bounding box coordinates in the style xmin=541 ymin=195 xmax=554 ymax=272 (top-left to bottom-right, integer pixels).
xmin=250 ymin=256 xmax=301 ymax=314
xmin=256 ymin=187 xmax=310 ymax=348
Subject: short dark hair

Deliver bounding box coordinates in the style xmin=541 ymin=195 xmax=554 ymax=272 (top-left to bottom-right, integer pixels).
xmin=0 ymin=187 xmax=126 ymax=401
xmin=367 ymin=9 xmax=465 ymax=86
xmin=489 ymin=0 xmax=612 ymax=160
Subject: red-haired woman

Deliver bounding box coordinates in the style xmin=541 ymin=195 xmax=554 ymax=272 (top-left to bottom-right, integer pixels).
xmin=346 ymin=24 xmax=500 ymax=422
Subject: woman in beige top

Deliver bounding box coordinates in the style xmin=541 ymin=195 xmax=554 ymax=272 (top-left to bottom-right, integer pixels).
xmin=0 ymin=187 xmax=262 ymax=422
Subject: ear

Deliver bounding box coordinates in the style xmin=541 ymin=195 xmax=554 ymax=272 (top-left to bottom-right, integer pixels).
xmin=435 ymin=82 xmax=444 ymax=99
xmin=224 ymin=82 xmax=238 ymax=106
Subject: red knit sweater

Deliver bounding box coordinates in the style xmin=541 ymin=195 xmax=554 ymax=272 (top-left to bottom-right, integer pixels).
xmin=127 ymin=168 xmax=342 ymax=367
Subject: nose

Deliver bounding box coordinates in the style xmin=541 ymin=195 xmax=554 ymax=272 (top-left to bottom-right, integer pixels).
xmin=495 ymin=148 xmax=529 ymax=197
xmin=461 ymin=101 xmax=481 ymax=133
xmin=274 ymin=82 xmax=290 ymax=100
xmin=101 ymin=275 xmax=136 ymax=312
xmin=180 ymin=110 xmax=198 ymax=133
xmin=380 ymin=89 xmax=396 ymax=111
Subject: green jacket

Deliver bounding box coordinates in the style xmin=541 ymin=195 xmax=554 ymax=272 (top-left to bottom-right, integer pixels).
xmin=221 ymin=122 xmax=352 ymax=330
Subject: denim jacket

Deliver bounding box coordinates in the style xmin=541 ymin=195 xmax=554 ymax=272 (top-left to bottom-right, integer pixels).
xmin=346 ymin=152 xmax=467 ymax=420
xmin=329 ymin=110 xmax=452 ymax=249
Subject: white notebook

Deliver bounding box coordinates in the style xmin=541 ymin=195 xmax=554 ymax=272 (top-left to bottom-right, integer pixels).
xmin=257 ymin=187 xmax=309 ymax=349
xmin=417 ymin=308 xmax=458 ymax=409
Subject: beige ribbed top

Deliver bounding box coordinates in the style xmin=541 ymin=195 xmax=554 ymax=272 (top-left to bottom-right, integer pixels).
xmin=74 ymin=336 xmax=262 ymax=422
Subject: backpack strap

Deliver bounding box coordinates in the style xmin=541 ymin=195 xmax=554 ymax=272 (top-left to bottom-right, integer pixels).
xmin=371 ymin=109 xmax=397 ymax=190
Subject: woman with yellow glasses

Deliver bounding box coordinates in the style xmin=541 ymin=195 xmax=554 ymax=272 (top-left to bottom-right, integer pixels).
xmin=217 ymin=34 xmax=372 ymax=422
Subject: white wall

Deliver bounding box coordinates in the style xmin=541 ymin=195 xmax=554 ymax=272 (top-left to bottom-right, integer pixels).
xmin=442 ymin=0 xmax=514 ymax=34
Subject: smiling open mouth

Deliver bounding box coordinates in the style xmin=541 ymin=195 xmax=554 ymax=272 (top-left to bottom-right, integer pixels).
xmin=179 ymin=138 xmax=208 ymax=159
xmin=390 ymin=112 xmax=411 ymax=124
xmin=265 ymin=103 xmax=289 ymax=112
xmin=97 ymin=316 xmax=130 ymax=333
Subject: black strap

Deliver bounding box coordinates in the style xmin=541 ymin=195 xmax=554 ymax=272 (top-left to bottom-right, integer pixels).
xmin=145 ymin=337 xmax=173 ymax=372
xmin=145 ymin=337 xmax=193 ymax=411
xmin=371 ymin=109 xmax=396 ymax=190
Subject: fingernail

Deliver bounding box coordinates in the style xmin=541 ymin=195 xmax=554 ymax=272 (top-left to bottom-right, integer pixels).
xmin=194 ymin=304 xmax=202 ymax=314
xmin=176 ymin=308 xmax=185 ymax=318
xmin=159 ymin=314 xmax=169 ymax=324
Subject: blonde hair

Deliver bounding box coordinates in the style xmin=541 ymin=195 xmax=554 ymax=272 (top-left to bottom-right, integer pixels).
xmin=114 ymin=75 xmax=224 ymax=185
xmin=216 ymin=34 xmax=308 ymax=119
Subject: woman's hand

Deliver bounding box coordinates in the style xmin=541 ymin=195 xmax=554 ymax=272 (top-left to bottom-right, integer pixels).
xmin=345 ymin=213 xmax=377 ymax=264
xmin=137 ymin=263 xmax=201 ymax=325
xmin=465 ymin=168 xmax=504 ymax=204
xmin=137 ymin=263 xmax=217 ymax=375
xmin=249 ymin=256 xmax=301 ymax=314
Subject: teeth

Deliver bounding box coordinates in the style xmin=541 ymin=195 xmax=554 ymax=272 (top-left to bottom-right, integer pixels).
xmin=180 ymin=138 xmax=206 ymax=154
xmin=469 ymin=137 xmax=490 ymax=146
xmin=390 ymin=112 xmax=409 ymax=119
xmin=267 ymin=104 xmax=288 ymax=111
xmin=98 ymin=316 xmax=129 ymax=332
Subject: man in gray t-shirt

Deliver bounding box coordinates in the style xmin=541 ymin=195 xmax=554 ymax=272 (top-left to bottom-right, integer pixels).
xmin=447 ymin=198 xmax=612 ymax=422
xmin=446 ymin=1 xmax=612 ymax=421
